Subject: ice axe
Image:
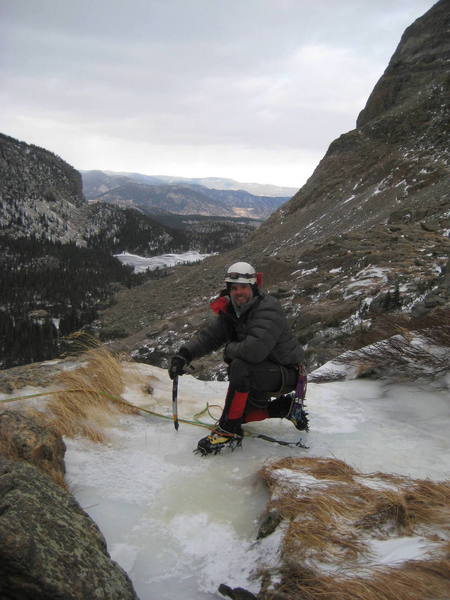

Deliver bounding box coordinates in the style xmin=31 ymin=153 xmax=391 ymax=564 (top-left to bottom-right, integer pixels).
xmin=172 ymin=375 xmax=179 ymax=431
xmin=171 ymin=362 xmax=194 ymax=431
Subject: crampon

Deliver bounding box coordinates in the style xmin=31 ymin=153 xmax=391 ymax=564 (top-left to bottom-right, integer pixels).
xmin=288 ymin=399 xmax=309 ymax=431
xmin=194 ymin=428 xmax=243 ymax=456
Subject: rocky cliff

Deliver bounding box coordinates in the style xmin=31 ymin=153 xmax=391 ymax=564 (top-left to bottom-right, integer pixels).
xmin=0 ymin=133 xmax=86 ymax=243
xmin=255 ymin=0 xmax=449 ymax=247
xmin=96 ymin=0 xmax=449 ymax=374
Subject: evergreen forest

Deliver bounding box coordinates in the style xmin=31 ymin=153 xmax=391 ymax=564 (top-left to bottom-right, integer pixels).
xmin=0 ymin=235 xmax=146 ymax=367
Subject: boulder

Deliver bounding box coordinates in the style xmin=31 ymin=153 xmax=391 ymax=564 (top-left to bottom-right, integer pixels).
xmin=218 ymin=583 xmax=259 ymax=600
xmin=0 ymin=456 xmax=139 ymax=600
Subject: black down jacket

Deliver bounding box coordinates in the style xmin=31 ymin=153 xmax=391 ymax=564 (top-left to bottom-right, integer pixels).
xmin=180 ymin=292 xmax=304 ymax=366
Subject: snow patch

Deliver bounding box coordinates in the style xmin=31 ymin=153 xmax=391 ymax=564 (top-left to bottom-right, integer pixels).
xmin=114 ymin=251 xmax=213 ymax=273
xmin=368 ymin=536 xmax=438 ymax=566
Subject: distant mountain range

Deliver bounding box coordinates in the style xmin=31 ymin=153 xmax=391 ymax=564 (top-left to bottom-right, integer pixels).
xmin=83 ymin=170 xmax=297 ymax=198
xmin=81 ymin=170 xmax=293 ymax=220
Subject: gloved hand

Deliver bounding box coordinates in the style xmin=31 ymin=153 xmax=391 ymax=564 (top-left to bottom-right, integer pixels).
xmin=223 ymin=344 xmax=232 ymax=365
xmin=223 ymin=343 xmax=236 ymax=364
xmin=168 ymin=353 xmax=188 ymax=380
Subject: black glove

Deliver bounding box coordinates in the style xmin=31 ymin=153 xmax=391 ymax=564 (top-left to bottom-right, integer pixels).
xmin=223 ymin=344 xmax=232 ymax=365
xmin=223 ymin=343 xmax=236 ymax=365
xmin=168 ymin=349 xmax=191 ymax=379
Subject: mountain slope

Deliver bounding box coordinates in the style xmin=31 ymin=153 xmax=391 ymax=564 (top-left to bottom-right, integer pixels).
xmin=255 ymin=0 xmax=449 ymax=251
xmin=0 ymin=133 xmax=85 ymax=243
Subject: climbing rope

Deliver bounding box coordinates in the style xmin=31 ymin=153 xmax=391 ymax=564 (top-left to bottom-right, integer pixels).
xmin=0 ymin=389 xmax=308 ymax=448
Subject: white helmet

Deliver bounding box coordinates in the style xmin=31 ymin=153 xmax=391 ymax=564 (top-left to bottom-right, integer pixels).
xmin=225 ymin=261 xmax=257 ymax=284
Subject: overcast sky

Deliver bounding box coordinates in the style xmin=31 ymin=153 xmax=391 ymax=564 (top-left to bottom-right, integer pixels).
xmin=0 ymin=0 xmax=437 ymax=188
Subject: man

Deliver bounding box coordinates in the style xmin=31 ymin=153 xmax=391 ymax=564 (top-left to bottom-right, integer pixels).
xmin=168 ymin=261 xmax=308 ymax=455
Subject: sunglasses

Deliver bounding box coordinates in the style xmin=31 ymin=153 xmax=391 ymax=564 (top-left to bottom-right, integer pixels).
xmin=227 ymin=272 xmax=255 ymax=280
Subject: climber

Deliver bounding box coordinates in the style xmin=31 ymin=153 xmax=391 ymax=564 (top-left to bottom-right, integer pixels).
xmin=168 ymin=261 xmax=308 ymax=455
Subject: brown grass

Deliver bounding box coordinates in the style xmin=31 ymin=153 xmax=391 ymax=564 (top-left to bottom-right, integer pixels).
xmin=270 ymin=558 xmax=450 ymax=600
xmin=404 ymin=480 xmax=450 ymax=528
xmin=356 ymin=490 xmax=410 ymax=532
xmin=259 ymin=457 xmax=450 ymax=600
xmin=0 ymin=344 xmax=145 ymax=487
xmin=46 ymin=345 xmax=139 ymax=442
xmin=282 ymin=456 xmax=358 ymax=482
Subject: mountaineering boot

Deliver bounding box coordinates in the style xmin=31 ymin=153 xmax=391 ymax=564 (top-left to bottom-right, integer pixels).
xmin=287 ymin=397 xmax=309 ymax=431
xmin=195 ymin=426 xmax=243 ymax=456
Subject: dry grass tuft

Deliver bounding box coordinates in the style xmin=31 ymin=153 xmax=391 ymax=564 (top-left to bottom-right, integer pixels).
xmin=263 ymin=456 xmax=357 ymax=480
xmin=46 ymin=344 xmax=139 ymax=443
xmin=259 ymin=457 xmax=450 ymax=600
xmin=301 ymin=457 xmax=357 ymax=482
xmin=404 ymin=480 xmax=450 ymax=528
xmin=272 ymin=558 xmax=450 ymax=600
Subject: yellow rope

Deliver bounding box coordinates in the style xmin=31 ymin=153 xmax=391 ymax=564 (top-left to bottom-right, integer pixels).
xmin=0 ymin=389 xmax=305 ymax=445
xmin=0 ymin=388 xmax=215 ymax=430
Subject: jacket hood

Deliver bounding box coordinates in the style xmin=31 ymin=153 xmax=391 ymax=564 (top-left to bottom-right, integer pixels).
xmin=210 ymin=295 xmax=229 ymax=314
xmin=210 ymin=292 xmax=263 ymax=316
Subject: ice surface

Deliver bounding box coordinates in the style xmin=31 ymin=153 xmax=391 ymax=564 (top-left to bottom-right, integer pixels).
xmin=61 ymin=364 xmax=450 ymax=600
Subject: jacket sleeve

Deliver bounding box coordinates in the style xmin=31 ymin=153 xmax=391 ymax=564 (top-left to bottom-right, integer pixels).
xmin=181 ymin=315 xmax=229 ymax=361
xmin=225 ymin=298 xmax=284 ymax=364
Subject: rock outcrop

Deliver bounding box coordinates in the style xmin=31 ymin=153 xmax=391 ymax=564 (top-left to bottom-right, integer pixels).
xmin=0 ymin=411 xmax=140 ymax=600
xmin=0 ymin=410 xmax=66 ymax=486
xmin=357 ymin=0 xmax=450 ymax=128
xmin=0 ymin=455 xmax=139 ymax=600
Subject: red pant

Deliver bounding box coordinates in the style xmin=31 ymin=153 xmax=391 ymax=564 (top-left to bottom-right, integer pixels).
xmin=219 ymin=359 xmax=297 ymax=432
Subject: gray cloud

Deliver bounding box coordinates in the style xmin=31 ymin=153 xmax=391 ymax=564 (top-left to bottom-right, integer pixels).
xmin=0 ymin=0 xmax=436 ymax=186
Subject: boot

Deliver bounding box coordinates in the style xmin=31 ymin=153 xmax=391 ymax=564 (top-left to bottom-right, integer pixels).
xmin=268 ymin=392 xmax=309 ymax=431
xmin=267 ymin=392 xmax=294 ymax=418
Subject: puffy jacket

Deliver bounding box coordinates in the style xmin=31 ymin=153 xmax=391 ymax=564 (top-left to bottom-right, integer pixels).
xmin=181 ymin=292 xmax=304 ymax=366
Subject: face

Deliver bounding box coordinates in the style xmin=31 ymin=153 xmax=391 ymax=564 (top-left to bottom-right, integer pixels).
xmin=229 ymin=283 xmax=253 ymax=306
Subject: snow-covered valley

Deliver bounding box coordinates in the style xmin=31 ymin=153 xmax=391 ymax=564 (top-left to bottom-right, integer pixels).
xmin=114 ymin=251 xmax=213 ymax=273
